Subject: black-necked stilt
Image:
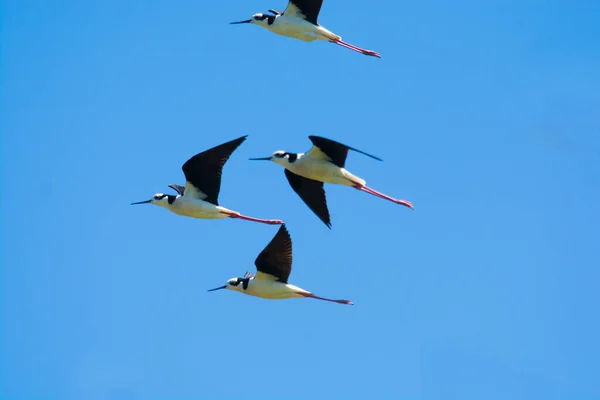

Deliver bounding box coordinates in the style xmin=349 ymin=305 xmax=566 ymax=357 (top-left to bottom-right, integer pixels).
xmin=250 ymin=136 xmax=413 ymax=228
xmin=231 ymin=0 xmax=380 ymax=58
xmin=208 ymin=225 xmax=353 ymax=305
xmin=132 ymin=136 xmax=284 ymax=225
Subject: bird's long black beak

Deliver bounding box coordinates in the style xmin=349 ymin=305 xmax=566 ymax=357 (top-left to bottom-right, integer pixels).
xmin=230 ymin=19 xmax=252 ymax=24
xmin=249 ymin=157 xmax=271 ymax=161
xmin=130 ymin=200 xmax=152 ymax=205
xmin=207 ymin=285 xmax=227 ymax=292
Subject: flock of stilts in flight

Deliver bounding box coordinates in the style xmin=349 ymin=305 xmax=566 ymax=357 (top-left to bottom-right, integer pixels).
xmin=132 ymin=0 xmax=411 ymax=305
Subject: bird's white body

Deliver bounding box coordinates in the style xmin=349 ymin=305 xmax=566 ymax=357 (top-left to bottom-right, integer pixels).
xmin=275 ymin=152 xmax=366 ymax=186
xmin=249 ymin=136 xmax=413 ymax=228
xmin=210 ymin=225 xmax=353 ymax=305
xmin=132 ymin=135 xmax=283 ymax=225
xmin=232 ymin=2 xmax=380 ymax=57
xmin=262 ymin=14 xmax=340 ymax=42
xmin=229 ymin=275 xmax=310 ymax=300
xmin=152 ymin=195 xmax=237 ymax=219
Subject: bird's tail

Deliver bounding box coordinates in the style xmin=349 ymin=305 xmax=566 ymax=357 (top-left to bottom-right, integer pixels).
xmin=342 ymin=169 xmax=366 ymax=187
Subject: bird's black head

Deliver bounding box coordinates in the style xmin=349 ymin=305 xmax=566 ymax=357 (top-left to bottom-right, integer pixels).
xmin=253 ymin=13 xmax=269 ymax=21
xmin=131 ymin=193 xmax=177 ymax=207
xmin=272 ymin=151 xmax=299 ymax=164
xmin=228 ymin=278 xmax=242 ymax=287
xmin=207 ymin=276 xmax=245 ymax=293
xmin=230 ymin=13 xmax=275 ymax=26
xmin=249 ymin=150 xmax=299 ymax=165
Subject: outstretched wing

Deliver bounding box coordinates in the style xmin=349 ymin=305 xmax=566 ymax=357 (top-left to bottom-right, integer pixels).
xmin=181 ymin=136 xmax=247 ymax=205
xmin=307 ymin=135 xmax=382 ymax=168
xmin=285 ymin=169 xmax=331 ymax=228
xmin=284 ymin=0 xmax=323 ymax=25
xmin=254 ymin=225 xmax=293 ymax=283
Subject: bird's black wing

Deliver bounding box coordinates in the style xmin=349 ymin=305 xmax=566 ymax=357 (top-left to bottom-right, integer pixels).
xmin=254 ymin=225 xmax=293 ymax=283
xmin=308 ymin=135 xmax=382 ymax=168
xmin=168 ymin=184 xmax=186 ymax=195
xmin=285 ymin=0 xmax=323 ymax=25
xmin=181 ymin=136 xmax=247 ymax=205
xmin=285 ymin=169 xmax=331 ymax=228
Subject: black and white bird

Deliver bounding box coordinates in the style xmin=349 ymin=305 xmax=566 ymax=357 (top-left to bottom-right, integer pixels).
xmin=231 ymin=0 xmax=380 ymax=58
xmin=132 ymin=136 xmax=283 ymax=225
xmin=208 ymin=225 xmax=353 ymax=305
xmin=250 ymin=136 xmax=413 ymax=228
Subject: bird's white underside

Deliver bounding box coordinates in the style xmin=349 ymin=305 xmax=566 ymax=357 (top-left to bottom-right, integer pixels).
xmin=232 ymin=277 xmax=310 ymax=300
xmin=283 ymin=149 xmax=367 ymax=186
xmin=148 ymin=181 xmax=236 ymax=218
xmin=167 ymin=200 xmax=233 ymax=219
xmin=261 ymin=14 xmax=340 ymax=42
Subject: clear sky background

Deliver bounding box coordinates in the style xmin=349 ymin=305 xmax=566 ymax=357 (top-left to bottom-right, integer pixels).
xmin=1 ymin=1 xmax=599 ymax=399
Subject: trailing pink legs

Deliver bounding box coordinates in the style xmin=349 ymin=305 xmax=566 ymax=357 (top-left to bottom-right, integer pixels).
xmin=354 ymin=184 xmax=414 ymax=209
xmin=299 ymin=292 xmax=354 ymax=305
xmin=224 ymin=212 xmax=284 ymax=225
xmin=330 ymin=39 xmax=381 ymax=58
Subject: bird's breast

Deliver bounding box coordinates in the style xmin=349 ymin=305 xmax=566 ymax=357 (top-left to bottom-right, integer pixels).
xmin=268 ymin=16 xmax=327 ymax=42
xmin=291 ymin=158 xmax=360 ymax=186
xmin=168 ymin=197 xmax=228 ymax=219
xmin=244 ymin=280 xmax=304 ymax=300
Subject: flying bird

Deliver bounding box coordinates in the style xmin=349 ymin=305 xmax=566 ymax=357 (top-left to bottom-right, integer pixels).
xmin=208 ymin=224 xmax=353 ymax=305
xmin=231 ymin=0 xmax=380 ymax=58
xmin=132 ymin=136 xmax=283 ymax=225
xmin=250 ymin=136 xmax=413 ymax=228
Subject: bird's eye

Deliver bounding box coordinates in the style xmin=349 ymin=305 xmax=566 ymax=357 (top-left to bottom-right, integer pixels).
xmin=153 ymin=195 xmax=160 ymax=200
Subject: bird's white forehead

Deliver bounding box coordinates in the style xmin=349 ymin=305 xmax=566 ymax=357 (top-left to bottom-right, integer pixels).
xmin=273 ymin=150 xmax=285 ymax=155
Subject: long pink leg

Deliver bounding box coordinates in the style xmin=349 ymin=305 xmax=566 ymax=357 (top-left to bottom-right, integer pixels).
xmin=354 ymin=184 xmax=414 ymax=209
xmin=333 ymin=40 xmax=380 ymax=57
xmin=224 ymin=212 xmax=284 ymax=225
xmin=330 ymin=39 xmax=381 ymax=58
xmin=299 ymin=292 xmax=354 ymax=305
xmin=335 ymin=40 xmax=374 ymax=53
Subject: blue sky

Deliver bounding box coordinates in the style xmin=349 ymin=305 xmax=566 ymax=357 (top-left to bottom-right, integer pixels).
xmin=1 ymin=0 xmax=599 ymax=399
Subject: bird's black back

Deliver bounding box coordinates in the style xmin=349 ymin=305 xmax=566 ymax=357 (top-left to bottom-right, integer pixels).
xmin=285 ymin=169 xmax=331 ymax=228
xmin=287 ymin=0 xmax=323 ymax=25
xmin=254 ymin=225 xmax=293 ymax=283
xmin=181 ymin=135 xmax=247 ymax=205
xmin=308 ymin=135 xmax=382 ymax=168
